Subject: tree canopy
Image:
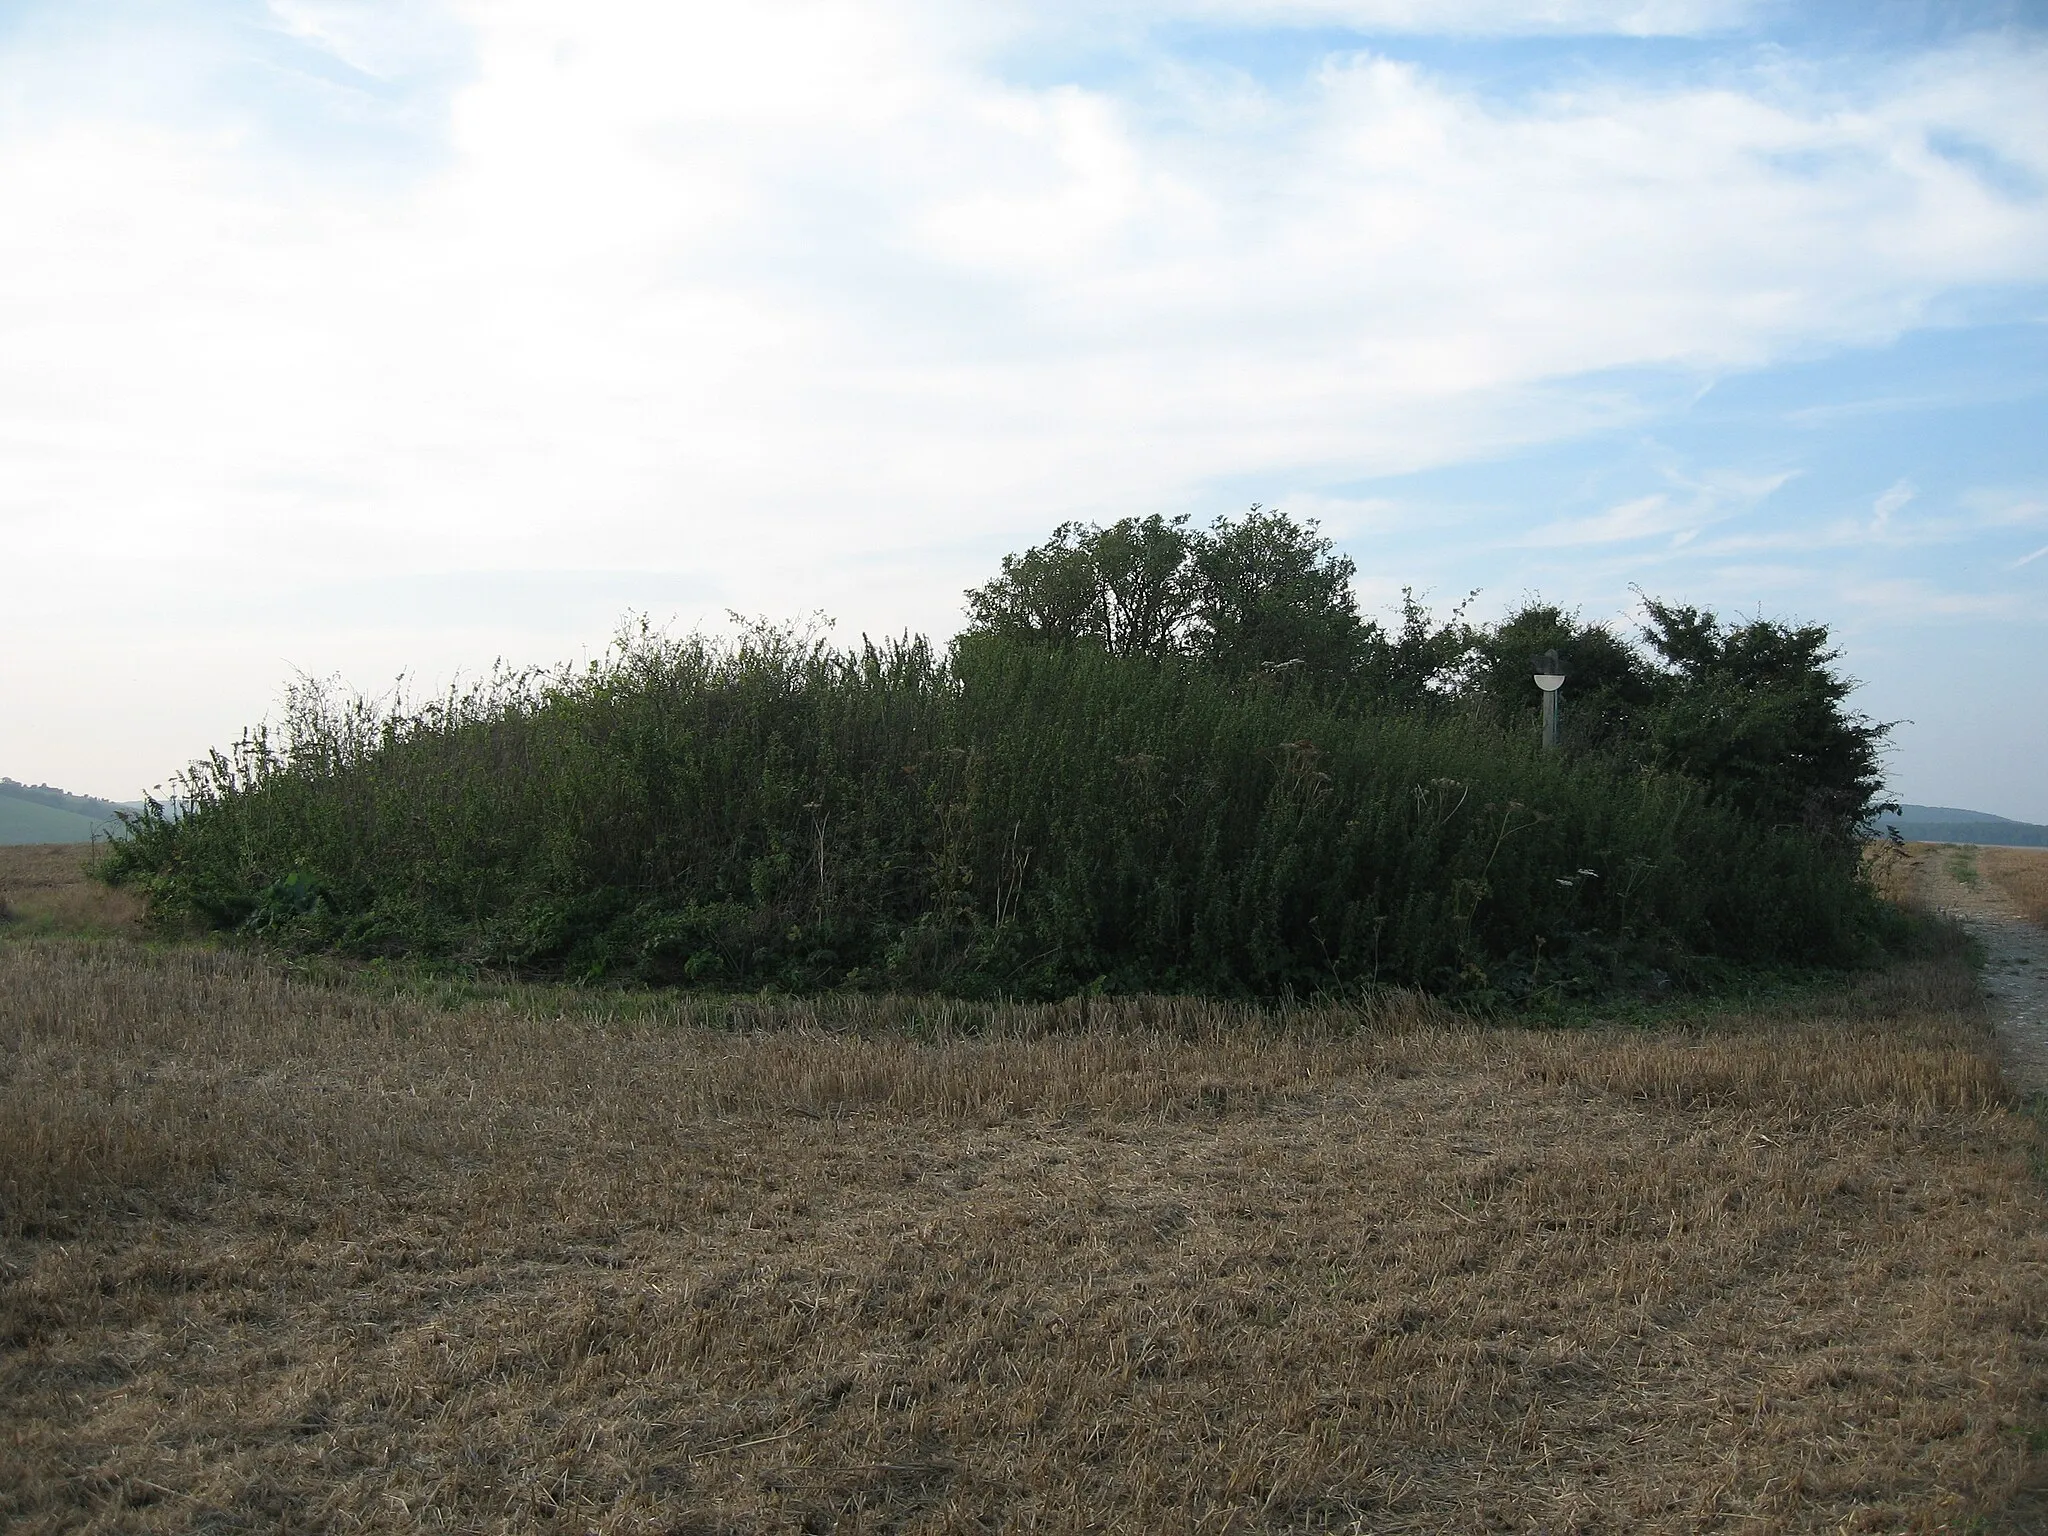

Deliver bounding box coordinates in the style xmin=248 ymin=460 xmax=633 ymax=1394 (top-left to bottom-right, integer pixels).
xmin=964 ymin=507 xmax=1468 ymax=699
xmin=964 ymin=509 xmax=1893 ymax=841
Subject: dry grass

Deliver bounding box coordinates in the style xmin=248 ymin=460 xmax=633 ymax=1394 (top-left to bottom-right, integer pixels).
xmin=1862 ymin=837 xmax=1919 ymax=907
xmin=1982 ymin=845 xmax=2048 ymax=931
xmin=4 ymin=849 xmax=2048 ymax=1532
xmin=0 ymin=843 xmax=144 ymax=937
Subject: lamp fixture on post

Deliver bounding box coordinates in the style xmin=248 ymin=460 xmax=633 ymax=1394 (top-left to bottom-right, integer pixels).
xmin=1532 ymin=649 xmax=1567 ymax=751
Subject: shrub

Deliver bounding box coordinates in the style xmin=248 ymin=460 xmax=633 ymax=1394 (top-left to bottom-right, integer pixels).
xmin=105 ymin=622 xmax=1888 ymax=1001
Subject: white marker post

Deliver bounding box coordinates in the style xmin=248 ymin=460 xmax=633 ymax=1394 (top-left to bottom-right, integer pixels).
xmin=1532 ymin=649 xmax=1566 ymax=751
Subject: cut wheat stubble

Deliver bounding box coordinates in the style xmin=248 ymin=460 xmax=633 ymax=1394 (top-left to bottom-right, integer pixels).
xmin=2 ymin=865 xmax=2046 ymax=1531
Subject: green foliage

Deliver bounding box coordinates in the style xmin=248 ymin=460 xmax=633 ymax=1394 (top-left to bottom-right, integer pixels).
xmin=962 ymin=514 xmax=1198 ymax=658
xmin=101 ymin=504 xmax=1896 ymax=1001
xmin=1635 ymin=596 xmax=1892 ymax=838
xmin=1466 ymin=603 xmax=1659 ymax=755
xmin=1466 ymin=597 xmax=1893 ymax=841
xmin=105 ymin=622 xmax=1887 ymax=1001
xmin=1354 ymin=588 xmax=1480 ymax=708
xmin=964 ymin=506 xmax=1470 ymax=700
xmin=1187 ymin=506 xmax=1369 ymax=682
xmin=1944 ymin=846 xmax=1980 ymax=889
xmin=967 ymin=509 xmax=1891 ymax=846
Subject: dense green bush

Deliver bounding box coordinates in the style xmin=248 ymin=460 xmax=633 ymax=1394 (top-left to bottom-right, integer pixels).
xmin=972 ymin=509 xmax=1894 ymax=841
xmin=1466 ymin=597 xmax=1893 ymax=837
xmin=106 ymin=622 xmax=1888 ymax=1001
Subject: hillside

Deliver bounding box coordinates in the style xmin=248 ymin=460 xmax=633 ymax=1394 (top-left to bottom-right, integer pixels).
xmin=0 ymin=779 xmax=133 ymax=846
xmin=1875 ymin=804 xmax=2048 ymax=849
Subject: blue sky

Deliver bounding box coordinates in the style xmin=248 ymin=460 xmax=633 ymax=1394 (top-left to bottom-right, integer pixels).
xmin=2 ymin=0 xmax=2045 ymax=817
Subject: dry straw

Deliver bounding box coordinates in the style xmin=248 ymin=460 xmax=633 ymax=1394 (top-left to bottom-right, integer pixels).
xmin=3 ymin=846 xmax=2046 ymax=1532
xmin=1983 ymin=845 xmax=2048 ymax=932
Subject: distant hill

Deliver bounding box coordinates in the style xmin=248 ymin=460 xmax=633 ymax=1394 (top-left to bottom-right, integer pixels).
xmin=0 ymin=778 xmax=136 ymax=846
xmin=1886 ymin=804 xmax=2013 ymax=824
xmin=1872 ymin=804 xmax=2048 ymax=849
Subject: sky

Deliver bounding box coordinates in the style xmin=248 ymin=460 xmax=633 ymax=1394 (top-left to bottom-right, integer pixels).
xmin=2 ymin=0 xmax=2045 ymax=817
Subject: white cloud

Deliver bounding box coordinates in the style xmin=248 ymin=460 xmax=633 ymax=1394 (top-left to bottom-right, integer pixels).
xmin=1960 ymin=491 xmax=2048 ymax=528
xmin=3 ymin=3 xmax=2047 ymax=790
xmin=1836 ymin=577 xmax=2028 ymax=622
xmin=263 ymin=0 xmax=467 ymax=80
xmin=1006 ymin=0 xmax=1758 ymax=39
xmin=1521 ymin=468 xmax=1794 ymax=546
xmin=1871 ymin=479 xmax=1916 ymax=528
xmin=1525 ymin=493 xmax=1685 ymax=546
xmin=1653 ymin=479 xmax=2048 ymax=562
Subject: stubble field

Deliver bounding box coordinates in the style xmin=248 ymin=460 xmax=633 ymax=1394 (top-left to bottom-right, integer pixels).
xmin=3 ymin=844 xmax=2046 ymax=1533
xmin=1981 ymin=845 xmax=2048 ymax=931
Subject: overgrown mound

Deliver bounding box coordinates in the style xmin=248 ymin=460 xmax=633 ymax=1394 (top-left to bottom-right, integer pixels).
xmin=104 ymin=627 xmax=1886 ymax=1000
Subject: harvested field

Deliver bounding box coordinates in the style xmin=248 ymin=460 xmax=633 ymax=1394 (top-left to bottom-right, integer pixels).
xmin=3 ymin=846 xmax=2047 ymax=1532
xmin=1983 ymin=845 xmax=2048 ymax=932
xmin=0 ymin=842 xmax=142 ymax=937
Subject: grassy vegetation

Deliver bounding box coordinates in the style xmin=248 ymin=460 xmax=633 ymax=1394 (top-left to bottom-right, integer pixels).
xmin=102 ymin=626 xmax=1891 ymax=1002
xmin=4 ymin=844 xmax=2045 ymax=1531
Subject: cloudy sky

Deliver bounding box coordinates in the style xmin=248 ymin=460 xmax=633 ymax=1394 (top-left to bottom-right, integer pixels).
xmin=4 ymin=0 xmax=2046 ymax=816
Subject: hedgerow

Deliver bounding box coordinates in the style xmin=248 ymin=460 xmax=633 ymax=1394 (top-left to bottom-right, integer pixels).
xmin=104 ymin=623 xmax=1887 ymax=1000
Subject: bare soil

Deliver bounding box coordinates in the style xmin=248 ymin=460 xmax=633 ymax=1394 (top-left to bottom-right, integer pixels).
xmin=4 ymin=844 xmax=2047 ymax=1532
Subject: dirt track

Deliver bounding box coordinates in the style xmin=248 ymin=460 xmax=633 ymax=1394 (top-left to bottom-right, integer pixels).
xmin=1914 ymin=843 xmax=2048 ymax=1096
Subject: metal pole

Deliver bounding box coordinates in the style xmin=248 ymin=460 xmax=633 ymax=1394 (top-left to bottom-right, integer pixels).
xmin=1533 ymin=650 xmax=1566 ymax=751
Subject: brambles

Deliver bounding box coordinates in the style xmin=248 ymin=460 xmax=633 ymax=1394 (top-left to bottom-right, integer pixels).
xmin=103 ymin=624 xmax=1888 ymax=997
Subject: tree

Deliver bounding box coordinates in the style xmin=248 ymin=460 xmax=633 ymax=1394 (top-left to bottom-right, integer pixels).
xmin=964 ymin=507 xmax=1377 ymax=691
xmin=1187 ymin=506 xmax=1370 ymax=683
xmin=962 ymin=515 xmax=1196 ymax=659
xmin=1465 ymin=601 xmax=1658 ymax=753
xmin=1462 ymin=594 xmax=1892 ymax=841
xmin=961 ymin=507 xmax=1493 ymax=704
xmin=1355 ymin=589 xmax=1478 ymax=707
xmin=968 ymin=517 xmax=1892 ymax=843
xmin=1635 ymin=597 xmax=1892 ymax=838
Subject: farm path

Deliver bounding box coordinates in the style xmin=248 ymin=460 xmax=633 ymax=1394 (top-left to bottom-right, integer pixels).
xmin=1915 ymin=843 xmax=2048 ymax=1096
